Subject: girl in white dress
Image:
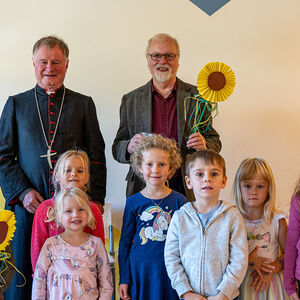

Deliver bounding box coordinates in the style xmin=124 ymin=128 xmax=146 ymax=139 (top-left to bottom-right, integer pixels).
xmin=233 ymin=158 xmax=288 ymax=300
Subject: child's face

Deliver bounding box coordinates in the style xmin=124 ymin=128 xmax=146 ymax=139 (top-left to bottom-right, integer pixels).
xmin=139 ymin=148 xmax=171 ymax=188
xmin=240 ymin=178 xmax=269 ymax=211
xmin=185 ymin=159 xmax=227 ymax=202
xmin=56 ymin=156 xmax=89 ymax=191
xmin=60 ymin=196 xmax=89 ymax=232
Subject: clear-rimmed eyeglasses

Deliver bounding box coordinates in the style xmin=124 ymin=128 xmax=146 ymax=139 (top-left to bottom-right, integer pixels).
xmin=147 ymin=53 xmax=179 ymax=62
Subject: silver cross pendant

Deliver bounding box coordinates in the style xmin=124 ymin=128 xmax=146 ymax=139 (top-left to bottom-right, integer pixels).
xmin=40 ymin=148 xmax=57 ymax=169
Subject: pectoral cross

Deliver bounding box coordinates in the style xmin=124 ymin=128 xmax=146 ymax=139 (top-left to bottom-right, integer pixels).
xmin=40 ymin=148 xmax=57 ymax=169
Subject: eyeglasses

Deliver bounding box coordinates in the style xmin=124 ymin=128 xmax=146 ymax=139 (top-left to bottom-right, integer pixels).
xmin=147 ymin=53 xmax=179 ymax=62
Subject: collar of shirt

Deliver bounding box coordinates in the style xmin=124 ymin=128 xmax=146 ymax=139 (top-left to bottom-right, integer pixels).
xmin=36 ymin=84 xmax=65 ymax=97
xmin=151 ymin=79 xmax=177 ymax=100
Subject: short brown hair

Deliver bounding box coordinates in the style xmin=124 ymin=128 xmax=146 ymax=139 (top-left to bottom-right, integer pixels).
xmin=185 ymin=149 xmax=226 ymax=177
xmin=33 ymin=35 xmax=69 ymax=61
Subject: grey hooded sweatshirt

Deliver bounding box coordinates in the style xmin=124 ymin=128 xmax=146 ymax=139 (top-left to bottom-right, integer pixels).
xmin=164 ymin=200 xmax=248 ymax=299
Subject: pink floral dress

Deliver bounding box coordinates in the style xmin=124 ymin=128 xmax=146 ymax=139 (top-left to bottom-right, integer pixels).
xmin=32 ymin=234 xmax=113 ymax=300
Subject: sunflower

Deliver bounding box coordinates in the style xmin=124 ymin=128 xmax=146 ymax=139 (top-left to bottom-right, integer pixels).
xmin=197 ymin=62 xmax=236 ymax=103
xmin=0 ymin=210 xmax=16 ymax=251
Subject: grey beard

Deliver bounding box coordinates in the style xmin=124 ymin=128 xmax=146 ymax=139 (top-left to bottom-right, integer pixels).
xmin=153 ymin=69 xmax=173 ymax=82
xmin=153 ymin=64 xmax=173 ymax=82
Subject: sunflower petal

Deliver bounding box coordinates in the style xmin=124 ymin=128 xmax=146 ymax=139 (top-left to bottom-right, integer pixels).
xmin=197 ymin=62 xmax=236 ymax=103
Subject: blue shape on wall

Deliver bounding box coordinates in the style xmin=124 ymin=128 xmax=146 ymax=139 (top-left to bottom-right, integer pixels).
xmin=189 ymin=0 xmax=231 ymax=15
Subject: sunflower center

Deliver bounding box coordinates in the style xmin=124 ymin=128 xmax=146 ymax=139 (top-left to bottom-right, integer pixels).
xmin=0 ymin=221 xmax=8 ymax=244
xmin=207 ymin=72 xmax=226 ymax=91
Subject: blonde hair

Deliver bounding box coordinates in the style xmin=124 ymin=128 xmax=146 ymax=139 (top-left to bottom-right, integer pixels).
xmin=53 ymin=150 xmax=90 ymax=194
xmin=130 ymin=134 xmax=181 ymax=181
xmin=47 ymin=188 xmax=95 ymax=230
xmin=233 ymin=158 xmax=277 ymax=223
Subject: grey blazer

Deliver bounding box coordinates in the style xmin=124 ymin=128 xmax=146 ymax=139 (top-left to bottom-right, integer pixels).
xmin=112 ymin=78 xmax=221 ymax=198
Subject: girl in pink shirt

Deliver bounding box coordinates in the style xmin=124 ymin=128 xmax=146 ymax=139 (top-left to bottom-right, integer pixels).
xmin=31 ymin=150 xmax=105 ymax=272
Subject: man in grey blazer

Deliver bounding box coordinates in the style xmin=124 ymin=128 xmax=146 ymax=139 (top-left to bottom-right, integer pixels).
xmin=112 ymin=33 xmax=221 ymax=199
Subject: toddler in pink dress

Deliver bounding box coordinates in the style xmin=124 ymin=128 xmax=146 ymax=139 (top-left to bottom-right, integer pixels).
xmin=32 ymin=188 xmax=113 ymax=300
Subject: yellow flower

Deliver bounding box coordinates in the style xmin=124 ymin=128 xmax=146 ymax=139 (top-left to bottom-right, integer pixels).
xmin=197 ymin=62 xmax=236 ymax=103
xmin=0 ymin=210 xmax=16 ymax=251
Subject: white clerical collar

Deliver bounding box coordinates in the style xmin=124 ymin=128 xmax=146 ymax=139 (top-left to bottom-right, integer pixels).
xmin=46 ymin=90 xmax=55 ymax=95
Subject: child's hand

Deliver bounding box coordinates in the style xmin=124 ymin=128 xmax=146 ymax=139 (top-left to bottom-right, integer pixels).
xmin=207 ymin=292 xmax=229 ymax=300
xmin=271 ymin=256 xmax=284 ymax=273
xmin=249 ymin=247 xmax=274 ymax=277
xmin=119 ymin=284 xmax=131 ymax=299
xmin=181 ymin=291 xmax=207 ymax=300
xmin=250 ymin=270 xmax=272 ymax=293
xmin=290 ymin=292 xmax=300 ymax=300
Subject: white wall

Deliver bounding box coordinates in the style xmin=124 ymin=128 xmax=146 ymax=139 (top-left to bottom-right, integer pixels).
xmin=1 ymin=0 xmax=300 ymax=229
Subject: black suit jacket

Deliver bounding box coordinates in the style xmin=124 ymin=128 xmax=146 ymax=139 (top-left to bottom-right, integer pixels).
xmin=0 ymin=85 xmax=106 ymax=205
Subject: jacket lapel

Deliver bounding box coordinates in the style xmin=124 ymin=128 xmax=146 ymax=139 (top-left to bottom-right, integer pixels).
xmin=177 ymin=79 xmax=192 ymax=147
xmin=137 ymin=81 xmax=152 ymax=133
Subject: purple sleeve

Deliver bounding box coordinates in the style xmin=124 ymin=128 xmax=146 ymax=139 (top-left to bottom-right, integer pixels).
xmin=284 ymin=193 xmax=300 ymax=296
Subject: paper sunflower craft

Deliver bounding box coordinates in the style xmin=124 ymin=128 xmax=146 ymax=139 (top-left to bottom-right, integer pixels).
xmin=184 ymin=62 xmax=235 ymax=137
xmin=197 ymin=62 xmax=235 ymax=103
xmin=0 ymin=210 xmax=25 ymax=293
xmin=0 ymin=210 xmax=16 ymax=251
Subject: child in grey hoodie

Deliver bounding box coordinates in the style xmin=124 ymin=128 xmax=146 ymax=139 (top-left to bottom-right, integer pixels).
xmin=164 ymin=149 xmax=248 ymax=300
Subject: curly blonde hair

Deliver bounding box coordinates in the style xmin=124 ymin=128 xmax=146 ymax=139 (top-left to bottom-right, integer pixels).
xmin=130 ymin=134 xmax=181 ymax=181
xmin=47 ymin=187 xmax=95 ymax=230
xmin=233 ymin=158 xmax=277 ymax=224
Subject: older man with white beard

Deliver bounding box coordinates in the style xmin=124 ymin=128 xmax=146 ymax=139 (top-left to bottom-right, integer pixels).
xmin=112 ymin=33 xmax=221 ymax=199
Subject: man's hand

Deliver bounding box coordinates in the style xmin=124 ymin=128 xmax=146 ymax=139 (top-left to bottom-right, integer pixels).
xmin=186 ymin=133 xmax=206 ymax=151
xmin=181 ymin=291 xmax=207 ymax=300
xmin=119 ymin=284 xmax=131 ymax=299
xmin=22 ymin=189 xmax=44 ymax=214
xmin=127 ymin=134 xmax=144 ymax=154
